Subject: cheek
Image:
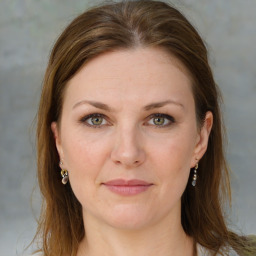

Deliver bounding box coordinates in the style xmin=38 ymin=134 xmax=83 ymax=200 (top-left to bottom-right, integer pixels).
xmin=150 ymin=129 xmax=196 ymax=192
xmin=61 ymin=133 xmax=112 ymax=206
xmin=61 ymin=132 xmax=111 ymax=178
xmin=157 ymin=143 xmax=191 ymax=188
xmin=154 ymin=132 xmax=195 ymax=171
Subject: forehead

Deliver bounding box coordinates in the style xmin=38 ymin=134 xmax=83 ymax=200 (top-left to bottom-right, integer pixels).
xmin=72 ymin=47 xmax=192 ymax=83
xmin=63 ymin=47 xmax=194 ymax=109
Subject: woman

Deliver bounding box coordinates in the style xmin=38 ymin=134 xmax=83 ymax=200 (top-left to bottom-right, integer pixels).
xmin=34 ymin=1 xmax=256 ymax=255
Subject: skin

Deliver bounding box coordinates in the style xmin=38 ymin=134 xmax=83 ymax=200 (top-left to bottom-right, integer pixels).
xmin=52 ymin=47 xmax=213 ymax=256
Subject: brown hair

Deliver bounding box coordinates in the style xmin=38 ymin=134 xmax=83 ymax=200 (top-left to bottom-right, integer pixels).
xmin=34 ymin=1 xmax=256 ymax=255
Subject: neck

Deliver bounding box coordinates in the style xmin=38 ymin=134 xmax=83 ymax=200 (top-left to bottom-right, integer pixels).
xmin=77 ymin=211 xmax=194 ymax=256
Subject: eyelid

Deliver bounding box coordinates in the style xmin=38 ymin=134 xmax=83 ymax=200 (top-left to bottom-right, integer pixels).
xmin=79 ymin=113 xmax=109 ymax=127
xmin=79 ymin=112 xmax=175 ymax=128
xmin=146 ymin=113 xmax=175 ymax=127
xmin=148 ymin=113 xmax=175 ymax=121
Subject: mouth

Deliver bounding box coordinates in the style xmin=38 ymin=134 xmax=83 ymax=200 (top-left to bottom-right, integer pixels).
xmin=102 ymin=179 xmax=153 ymax=196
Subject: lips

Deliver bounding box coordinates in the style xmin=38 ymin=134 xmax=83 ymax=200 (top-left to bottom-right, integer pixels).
xmin=102 ymin=179 xmax=153 ymax=196
xmin=104 ymin=179 xmax=152 ymax=186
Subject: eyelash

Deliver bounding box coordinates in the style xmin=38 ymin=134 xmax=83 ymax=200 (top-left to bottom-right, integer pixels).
xmin=79 ymin=113 xmax=175 ymax=128
xmin=147 ymin=113 xmax=175 ymax=128
xmin=79 ymin=113 xmax=107 ymax=128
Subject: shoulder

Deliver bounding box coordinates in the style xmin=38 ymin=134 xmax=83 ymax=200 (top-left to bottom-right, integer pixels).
xmin=197 ymin=243 xmax=239 ymax=256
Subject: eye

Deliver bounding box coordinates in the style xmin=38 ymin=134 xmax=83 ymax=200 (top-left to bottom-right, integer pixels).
xmin=80 ymin=114 xmax=108 ymax=127
xmin=147 ymin=113 xmax=175 ymax=127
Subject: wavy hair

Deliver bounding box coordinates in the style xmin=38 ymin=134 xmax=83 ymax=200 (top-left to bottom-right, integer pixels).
xmin=34 ymin=1 xmax=256 ymax=255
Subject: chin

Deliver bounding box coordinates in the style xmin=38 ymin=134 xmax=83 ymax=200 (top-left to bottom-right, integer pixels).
xmin=99 ymin=204 xmax=158 ymax=230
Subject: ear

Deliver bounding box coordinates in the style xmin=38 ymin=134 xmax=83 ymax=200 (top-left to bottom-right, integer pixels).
xmin=51 ymin=122 xmax=64 ymax=163
xmin=191 ymin=111 xmax=213 ymax=167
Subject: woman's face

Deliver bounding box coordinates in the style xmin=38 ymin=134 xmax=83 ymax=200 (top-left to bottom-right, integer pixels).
xmin=52 ymin=47 xmax=212 ymax=230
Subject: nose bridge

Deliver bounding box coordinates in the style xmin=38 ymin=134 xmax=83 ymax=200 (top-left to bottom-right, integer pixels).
xmin=111 ymin=122 xmax=145 ymax=167
xmin=119 ymin=124 xmax=138 ymax=151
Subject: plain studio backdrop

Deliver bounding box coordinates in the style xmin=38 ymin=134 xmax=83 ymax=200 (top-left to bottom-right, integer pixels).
xmin=0 ymin=0 xmax=255 ymax=255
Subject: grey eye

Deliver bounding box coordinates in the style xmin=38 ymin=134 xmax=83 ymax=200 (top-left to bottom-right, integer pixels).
xmin=153 ymin=117 xmax=166 ymax=125
xmin=81 ymin=114 xmax=108 ymax=127
xmin=89 ymin=116 xmax=104 ymax=125
xmin=147 ymin=114 xmax=175 ymax=127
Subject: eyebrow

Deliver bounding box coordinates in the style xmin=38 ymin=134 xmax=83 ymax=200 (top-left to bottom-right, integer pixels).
xmin=72 ymin=99 xmax=184 ymax=111
xmin=73 ymin=100 xmax=113 ymax=111
xmin=143 ymin=100 xmax=184 ymax=111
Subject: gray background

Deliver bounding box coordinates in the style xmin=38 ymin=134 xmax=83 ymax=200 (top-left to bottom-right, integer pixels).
xmin=0 ymin=0 xmax=255 ymax=255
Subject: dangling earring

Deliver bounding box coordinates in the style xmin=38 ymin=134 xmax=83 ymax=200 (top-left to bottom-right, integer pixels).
xmin=60 ymin=161 xmax=69 ymax=185
xmin=61 ymin=169 xmax=69 ymax=184
xmin=192 ymin=163 xmax=198 ymax=187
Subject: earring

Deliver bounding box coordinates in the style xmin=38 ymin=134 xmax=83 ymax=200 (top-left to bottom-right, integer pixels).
xmin=192 ymin=163 xmax=198 ymax=187
xmin=61 ymin=169 xmax=69 ymax=184
xmin=60 ymin=161 xmax=69 ymax=185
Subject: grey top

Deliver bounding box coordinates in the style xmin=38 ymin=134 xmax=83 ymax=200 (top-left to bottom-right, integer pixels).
xmin=32 ymin=244 xmax=240 ymax=256
xmin=197 ymin=244 xmax=239 ymax=256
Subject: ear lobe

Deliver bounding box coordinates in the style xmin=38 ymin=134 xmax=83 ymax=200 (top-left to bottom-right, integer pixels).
xmin=193 ymin=111 xmax=213 ymax=162
xmin=51 ymin=122 xmax=63 ymax=159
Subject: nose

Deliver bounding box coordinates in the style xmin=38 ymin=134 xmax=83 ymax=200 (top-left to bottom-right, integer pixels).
xmin=110 ymin=126 xmax=146 ymax=168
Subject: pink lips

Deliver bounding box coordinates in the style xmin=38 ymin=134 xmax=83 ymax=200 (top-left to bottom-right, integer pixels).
xmin=103 ymin=179 xmax=153 ymax=196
